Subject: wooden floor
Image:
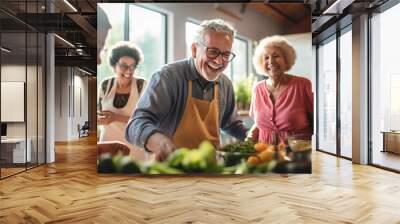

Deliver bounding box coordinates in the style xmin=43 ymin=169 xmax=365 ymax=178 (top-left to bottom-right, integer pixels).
xmin=1 ymin=167 xmax=26 ymax=178
xmin=0 ymin=136 xmax=400 ymax=223
xmin=372 ymin=150 xmax=400 ymax=171
xmin=1 ymin=163 xmax=45 ymax=178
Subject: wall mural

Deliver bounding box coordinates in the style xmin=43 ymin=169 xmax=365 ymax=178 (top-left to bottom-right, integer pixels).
xmin=96 ymin=3 xmax=313 ymax=175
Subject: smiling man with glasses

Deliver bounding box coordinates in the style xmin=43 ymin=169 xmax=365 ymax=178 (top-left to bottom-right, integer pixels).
xmin=125 ymin=18 xmax=249 ymax=162
xmin=197 ymin=41 xmax=236 ymax=62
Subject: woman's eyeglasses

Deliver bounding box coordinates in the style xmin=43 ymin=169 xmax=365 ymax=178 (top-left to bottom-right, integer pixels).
xmin=118 ymin=63 xmax=136 ymax=71
xmin=197 ymin=42 xmax=236 ymax=62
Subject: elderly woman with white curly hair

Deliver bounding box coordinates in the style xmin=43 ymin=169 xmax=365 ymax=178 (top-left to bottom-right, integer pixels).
xmin=248 ymin=35 xmax=313 ymax=145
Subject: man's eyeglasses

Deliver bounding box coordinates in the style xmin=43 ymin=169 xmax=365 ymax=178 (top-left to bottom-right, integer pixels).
xmin=117 ymin=62 xmax=136 ymax=71
xmin=197 ymin=42 xmax=236 ymax=62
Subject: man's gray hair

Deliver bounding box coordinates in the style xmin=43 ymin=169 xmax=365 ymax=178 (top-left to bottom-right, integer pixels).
xmin=194 ymin=19 xmax=236 ymax=43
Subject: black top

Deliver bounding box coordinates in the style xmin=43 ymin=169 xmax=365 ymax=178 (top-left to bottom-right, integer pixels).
xmin=113 ymin=93 xmax=130 ymax=108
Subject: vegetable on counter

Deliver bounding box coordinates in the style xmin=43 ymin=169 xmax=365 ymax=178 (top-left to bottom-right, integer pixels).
xmin=219 ymin=141 xmax=256 ymax=153
xmin=222 ymin=159 xmax=278 ymax=174
xmin=98 ymin=152 xmax=141 ymax=174
xmin=97 ymin=140 xmax=310 ymax=174
xmin=167 ymin=141 xmax=222 ymax=173
xmin=97 ymin=153 xmax=116 ymax=173
xmin=144 ymin=162 xmax=184 ymax=174
xmin=97 ymin=140 xmax=222 ymax=174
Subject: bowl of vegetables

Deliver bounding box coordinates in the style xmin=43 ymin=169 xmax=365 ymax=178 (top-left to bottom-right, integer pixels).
xmin=217 ymin=141 xmax=256 ymax=166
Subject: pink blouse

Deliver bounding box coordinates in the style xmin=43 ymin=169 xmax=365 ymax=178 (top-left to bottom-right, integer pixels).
xmin=249 ymin=75 xmax=313 ymax=144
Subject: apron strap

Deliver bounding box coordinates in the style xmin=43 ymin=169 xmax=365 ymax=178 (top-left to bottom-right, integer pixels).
xmin=105 ymin=77 xmax=115 ymax=97
xmin=188 ymin=79 xmax=193 ymax=97
xmin=213 ymin=82 xmax=218 ymax=100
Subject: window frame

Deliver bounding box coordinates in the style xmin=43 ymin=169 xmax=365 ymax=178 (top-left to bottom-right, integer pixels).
xmin=368 ymin=0 xmax=400 ymax=173
xmin=0 ymin=1 xmax=47 ymax=179
xmin=228 ymin=35 xmax=250 ymax=83
xmin=126 ymin=4 xmax=169 ymax=74
xmin=316 ymin=33 xmax=338 ymax=157
xmin=315 ymin=22 xmax=353 ymax=161
xmin=338 ymin=24 xmax=353 ymax=159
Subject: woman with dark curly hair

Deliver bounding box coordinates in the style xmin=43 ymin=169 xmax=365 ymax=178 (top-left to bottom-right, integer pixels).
xmin=97 ymin=41 xmax=147 ymax=160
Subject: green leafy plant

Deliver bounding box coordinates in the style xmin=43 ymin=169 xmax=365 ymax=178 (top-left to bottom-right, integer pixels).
xmin=233 ymin=75 xmax=255 ymax=111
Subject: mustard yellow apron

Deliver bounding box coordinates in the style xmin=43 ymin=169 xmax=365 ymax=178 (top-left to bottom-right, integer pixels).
xmin=172 ymin=80 xmax=220 ymax=149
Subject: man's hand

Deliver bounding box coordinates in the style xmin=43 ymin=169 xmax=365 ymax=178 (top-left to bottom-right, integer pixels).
xmin=246 ymin=125 xmax=259 ymax=143
xmin=145 ymin=132 xmax=175 ymax=161
xmin=97 ymin=141 xmax=130 ymax=157
xmin=97 ymin=110 xmax=115 ymax=125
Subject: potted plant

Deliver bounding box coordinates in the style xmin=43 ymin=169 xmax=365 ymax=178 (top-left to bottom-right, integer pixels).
xmin=233 ymin=75 xmax=255 ymax=113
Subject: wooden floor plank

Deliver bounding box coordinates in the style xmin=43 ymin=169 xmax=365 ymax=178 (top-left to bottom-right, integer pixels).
xmin=0 ymin=135 xmax=399 ymax=223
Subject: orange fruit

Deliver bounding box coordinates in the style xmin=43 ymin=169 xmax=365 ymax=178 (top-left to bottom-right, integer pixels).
xmin=247 ymin=156 xmax=261 ymax=165
xmin=254 ymin=143 xmax=268 ymax=152
xmin=278 ymin=143 xmax=286 ymax=152
xmin=258 ymin=150 xmax=275 ymax=162
xmin=267 ymin=145 xmax=276 ymax=152
xmin=277 ymin=150 xmax=286 ymax=161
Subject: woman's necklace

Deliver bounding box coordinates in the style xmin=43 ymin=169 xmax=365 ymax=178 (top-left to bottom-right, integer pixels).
xmin=266 ymin=75 xmax=289 ymax=104
xmin=267 ymin=75 xmax=286 ymax=93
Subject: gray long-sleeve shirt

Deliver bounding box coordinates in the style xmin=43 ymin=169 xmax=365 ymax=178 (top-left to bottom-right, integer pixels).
xmin=125 ymin=58 xmax=248 ymax=148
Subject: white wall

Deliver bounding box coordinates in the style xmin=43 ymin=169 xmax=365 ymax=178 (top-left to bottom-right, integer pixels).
xmin=54 ymin=67 xmax=89 ymax=141
xmin=55 ymin=67 xmax=68 ymax=141
xmin=142 ymin=3 xmax=284 ymax=61
xmin=285 ymin=33 xmax=313 ymax=81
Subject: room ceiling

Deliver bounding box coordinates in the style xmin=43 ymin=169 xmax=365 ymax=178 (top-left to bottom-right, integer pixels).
xmin=0 ymin=0 xmax=98 ymax=75
xmin=311 ymin=0 xmax=389 ymax=42
xmin=245 ymin=3 xmax=312 ymax=34
xmin=1 ymin=0 xmax=391 ymax=74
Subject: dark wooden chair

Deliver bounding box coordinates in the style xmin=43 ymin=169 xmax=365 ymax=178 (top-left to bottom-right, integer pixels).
xmin=78 ymin=121 xmax=90 ymax=138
